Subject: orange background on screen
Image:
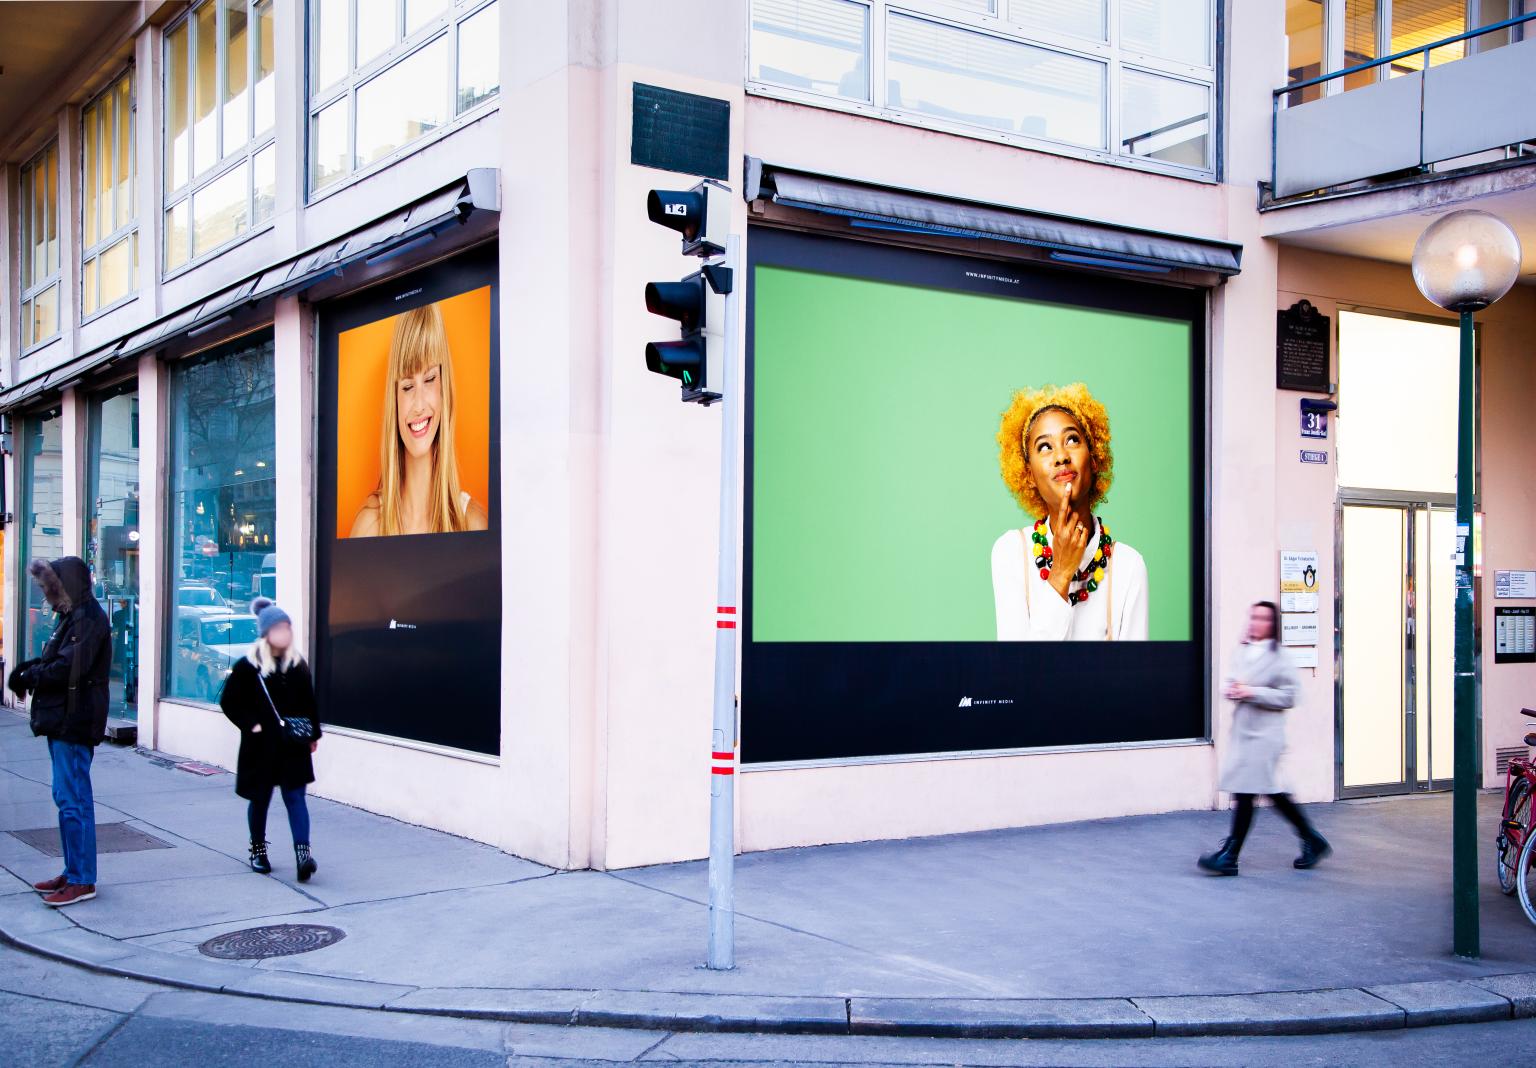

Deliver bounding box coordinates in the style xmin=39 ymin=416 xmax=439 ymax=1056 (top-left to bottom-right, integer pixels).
xmin=335 ymin=285 xmax=492 ymax=538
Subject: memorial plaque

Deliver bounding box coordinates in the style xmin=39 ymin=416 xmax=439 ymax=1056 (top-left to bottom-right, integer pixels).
xmin=1277 ymin=299 xmax=1330 ymax=392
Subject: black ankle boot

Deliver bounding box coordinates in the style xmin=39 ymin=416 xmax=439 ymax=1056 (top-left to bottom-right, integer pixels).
xmin=1295 ymin=832 xmax=1332 ymax=870
xmin=295 ymin=844 xmax=317 ymax=883
xmin=1198 ymin=837 xmax=1241 ymax=876
xmin=249 ymin=840 xmax=272 ymax=875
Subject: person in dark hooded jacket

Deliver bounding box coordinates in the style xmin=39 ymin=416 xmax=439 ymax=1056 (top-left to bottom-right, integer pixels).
xmin=7 ymin=556 xmax=112 ymax=907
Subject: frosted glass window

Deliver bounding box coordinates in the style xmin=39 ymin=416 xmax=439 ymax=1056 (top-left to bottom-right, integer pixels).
xmin=1338 ymin=310 xmax=1461 ymax=494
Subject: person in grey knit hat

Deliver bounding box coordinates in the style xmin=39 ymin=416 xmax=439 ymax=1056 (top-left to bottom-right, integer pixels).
xmin=217 ymin=597 xmax=323 ymax=880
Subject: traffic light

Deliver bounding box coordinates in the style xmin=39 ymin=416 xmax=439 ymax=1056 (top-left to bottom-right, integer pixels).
xmin=647 ymin=180 xmax=729 ymax=257
xmin=645 ymin=180 xmax=732 ymax=404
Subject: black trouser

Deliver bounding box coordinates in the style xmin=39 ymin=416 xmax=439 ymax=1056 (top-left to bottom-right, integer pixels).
xmin=1229 ymin=793 xmax=1317 ymax=855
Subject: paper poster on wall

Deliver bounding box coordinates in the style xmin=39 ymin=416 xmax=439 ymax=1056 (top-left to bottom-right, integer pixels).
xmin=1282 ymin=591 xmax=1319 ymax=613
xmin=1280 ymin=551 xmax=1320 ymax=593
xmin=1495 ymin=570 xmax=1536 ymax=599
xmin=1281 ymin=614 xmax=1319 ymax=646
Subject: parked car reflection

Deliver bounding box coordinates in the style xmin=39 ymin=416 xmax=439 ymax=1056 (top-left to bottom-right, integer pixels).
xmin=174 ymin=609 xmax=258 ymax=703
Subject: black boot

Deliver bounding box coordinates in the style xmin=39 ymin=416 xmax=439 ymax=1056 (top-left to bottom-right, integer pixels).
xmin=1294 ymin=832 xmax=1332 ymax=870
xmin=295 ymin=844 xmax=317 ymax=883
xmin=1198 ymin=837 xmax=1241 ymax=876
xmin=249 ymin=840 xmax=272 ymax=875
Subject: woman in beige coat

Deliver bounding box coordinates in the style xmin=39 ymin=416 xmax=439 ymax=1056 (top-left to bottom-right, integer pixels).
xmin=1198 ymin=601 xmax=1331 ymax=876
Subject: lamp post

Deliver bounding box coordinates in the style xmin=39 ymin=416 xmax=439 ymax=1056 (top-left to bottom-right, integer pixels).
xmin=1410 ymin=209 xmax=1523 ymax=959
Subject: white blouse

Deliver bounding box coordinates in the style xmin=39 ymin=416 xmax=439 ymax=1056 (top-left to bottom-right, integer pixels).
xmin=990 ymin=518 xmax=1149 ymax=641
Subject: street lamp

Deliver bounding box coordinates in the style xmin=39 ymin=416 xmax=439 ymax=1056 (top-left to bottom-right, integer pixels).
xmin=1411 ymin=209 xmax=1523 ymax=960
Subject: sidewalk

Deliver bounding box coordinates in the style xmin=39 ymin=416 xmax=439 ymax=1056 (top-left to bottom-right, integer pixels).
xmin=2 ymin=710 xmax=1534 ymax=1039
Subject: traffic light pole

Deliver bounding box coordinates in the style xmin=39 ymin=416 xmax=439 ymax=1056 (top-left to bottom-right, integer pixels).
xmin=707 ymin=234 xmax=742 ymax=971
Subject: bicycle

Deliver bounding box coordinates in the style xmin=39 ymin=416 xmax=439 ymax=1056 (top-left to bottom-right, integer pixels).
xmin=1495 ymin=710 xmax=1536 ymax=925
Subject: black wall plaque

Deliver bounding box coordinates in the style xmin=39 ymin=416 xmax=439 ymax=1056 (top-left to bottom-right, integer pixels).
xmin=1277 ymin=299 xmax=1331 ymax=392
xmin=631 ymin=83 xmax=729 ymax=180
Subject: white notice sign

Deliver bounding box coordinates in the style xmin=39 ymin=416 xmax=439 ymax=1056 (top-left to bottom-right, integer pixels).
xmin=1287 ymin=646 xmax=1319 ymax=669
xmin=1282 ymin=591 xmax=1319 ymax=613
xmin=1494 ymin=570 xmax=1536 ymax=599
xmin=1281 ymin=614 xmax=1319 ymax=646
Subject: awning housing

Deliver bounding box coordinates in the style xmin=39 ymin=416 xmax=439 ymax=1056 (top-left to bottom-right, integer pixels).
xmin=745 ymin=159 xmax=1242 ymax=280
xmin=0 ymin=168 xmax=499 ymax=411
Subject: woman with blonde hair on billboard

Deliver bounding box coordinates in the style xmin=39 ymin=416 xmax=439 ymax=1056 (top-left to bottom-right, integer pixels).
xmin=990 ymin=382 xmax=1147 ymax=641
xmin=350 ymin=303 xmax=488 ymax=537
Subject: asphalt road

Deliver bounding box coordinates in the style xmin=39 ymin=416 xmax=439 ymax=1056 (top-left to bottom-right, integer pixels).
xmin=4 ymin=942 xmax=1534 ymax=1067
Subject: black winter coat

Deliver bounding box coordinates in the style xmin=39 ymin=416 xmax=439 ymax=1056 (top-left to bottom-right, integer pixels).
xmin=218 ymin=655 xmax=321 ymax=800
xmin=21 ymin=557 xmax=112 ymax=747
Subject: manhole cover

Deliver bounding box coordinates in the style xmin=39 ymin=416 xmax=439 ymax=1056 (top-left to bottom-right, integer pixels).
xmin=199 ymin=924 xmax=346 ymax=960
xmin=8 ymin=823 xmax=173 ymax=858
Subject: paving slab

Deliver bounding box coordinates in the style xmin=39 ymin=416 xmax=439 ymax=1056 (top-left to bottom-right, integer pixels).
xmin=1470 ymin=971 xmax=1536 ymax=1017
xmin=1366 ymin=978 xmax=1512 ymax=1026
xmin=575 ymin=989 xmax=849 ymax=1033
xmin=850 ymin=995 xmax=1154 ymax=1038
xmin=389 ymin=985 xmax=595 ymax=1023
xmin=1131 ymin=988 xmax=1404 ymax=1036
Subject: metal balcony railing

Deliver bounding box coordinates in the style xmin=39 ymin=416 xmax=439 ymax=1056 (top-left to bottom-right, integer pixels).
xmin=1270 ymin=11 xmax=1536 ymax=200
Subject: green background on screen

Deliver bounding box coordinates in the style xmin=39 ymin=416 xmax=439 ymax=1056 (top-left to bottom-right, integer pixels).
xmin=751 ymin=264 xmax=1195 ymax=643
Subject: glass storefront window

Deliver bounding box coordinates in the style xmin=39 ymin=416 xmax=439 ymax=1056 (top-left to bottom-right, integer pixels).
xmin=166 ymin=334 xmax=276 ymax=704
xmin=87 ymin=385 xmax=141 ymax=722
xmin=20 ymin=408 xmax=65 ymax=662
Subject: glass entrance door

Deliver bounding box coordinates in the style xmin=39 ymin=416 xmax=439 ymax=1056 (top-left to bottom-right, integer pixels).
xmin=1339 ymin=499 xmax=1454 ymax=794
xmin=86 ymin=384 xmax=140 ymax=722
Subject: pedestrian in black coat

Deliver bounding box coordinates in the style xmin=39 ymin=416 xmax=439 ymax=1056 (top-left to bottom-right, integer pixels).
xmin=218 ymin=597 xmax=322 ymax=881
xmin=7 ymin=556 xmax=112 ymax=907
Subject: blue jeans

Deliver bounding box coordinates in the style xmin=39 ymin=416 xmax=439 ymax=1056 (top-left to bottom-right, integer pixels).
xmin=248 ymin=785 xmax=310 ymax=847
xmin=48 ymin=739 xmax=97 ymax=886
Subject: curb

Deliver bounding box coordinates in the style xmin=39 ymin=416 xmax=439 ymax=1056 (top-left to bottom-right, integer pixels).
xmin=3 ymin=901 xmax=1534 ymax=1039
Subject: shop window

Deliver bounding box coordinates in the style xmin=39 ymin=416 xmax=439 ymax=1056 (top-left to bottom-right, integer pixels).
xmin=83 ymin=70 xmax=138 ymax=318
xmin=163 ymin=0 xmax=276 ymax=272
xmin=19 ymin=143 xmax=61 ymax=350
xmin=20 ymin=408 xmax=65 ymax=661
xmin=87 ymin=384 xmax=142 ymax=722
xmin=165 ymin=333 xmax=276 ymax=704
xmin=308 ymin=0 xmax=500 ymax=195
xmin=748 ymin=1 xmax=1216 ymax=177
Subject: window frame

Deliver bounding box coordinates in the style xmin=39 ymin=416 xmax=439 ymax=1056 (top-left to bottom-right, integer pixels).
xmin=81 ymin=67 xmax=140 ymax=323
xmin=19 ymin=141 xmax=62 ymax=353
xmin=746 ymin=0 xmax=1219 ymax=182
xmin=162 ymin=0 xmax=278 ymax=277
xmin=306 ymin=0 xmax=501 ymax=202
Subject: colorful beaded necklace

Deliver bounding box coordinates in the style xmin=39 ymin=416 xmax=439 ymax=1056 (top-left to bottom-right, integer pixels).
xmin=1030 ymin=516 xmax=1114 ymax=606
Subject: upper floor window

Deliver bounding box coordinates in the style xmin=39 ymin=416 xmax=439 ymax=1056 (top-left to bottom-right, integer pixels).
xmin=83 ymin=70 xmax=138 ymax=317
xmin=19 ymin=142 xmax=61 ymax=350
xmin=164 ymin=0 xmax=276 ymax=272
xmin=748 ymin=0 xmax=1215 ymax=176
xmin=309 ymin=0 xmax=500 ymax=194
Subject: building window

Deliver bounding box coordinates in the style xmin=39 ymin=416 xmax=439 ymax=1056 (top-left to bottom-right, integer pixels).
xmin=309 ymin=0 xmax=500 ymax=194
xmin=20 ymin=407 xmax=65 ymax=661
xmin=83 ymin=70 xmax=138 ymax=317
xmin=165 ymin=333 xmax=276 ymax=705
xmin=163 ymin=0 xmax=276 ymax=271
xmin=19 ymin=143 xmax=61 ymax=349
xmin=748 ymin=0 xmax=1215 ymax=175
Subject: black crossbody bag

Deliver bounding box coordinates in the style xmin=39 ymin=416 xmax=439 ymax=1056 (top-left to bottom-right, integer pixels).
xmin=255 ymin=671 xmax=315 ymax=745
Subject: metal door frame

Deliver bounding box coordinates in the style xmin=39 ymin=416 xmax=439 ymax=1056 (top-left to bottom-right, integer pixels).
xmin=1335 ymin=492 xmax=1456 ymax=798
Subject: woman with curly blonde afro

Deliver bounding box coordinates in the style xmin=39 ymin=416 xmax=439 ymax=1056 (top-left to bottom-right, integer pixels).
xmin=989 ymin=383 xmax=1147 ymax=641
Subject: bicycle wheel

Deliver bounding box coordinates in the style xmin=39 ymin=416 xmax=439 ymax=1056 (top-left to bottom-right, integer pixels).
xmin=1518 ymin=816 xmax=1536 ymax=927
xmin=1500 ymin=777 xmax=1532 ymax=895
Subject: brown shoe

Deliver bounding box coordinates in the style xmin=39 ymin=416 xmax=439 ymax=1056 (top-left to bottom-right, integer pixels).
xmin=42 ymin=884 xmax=96 ymax=908
xmin=32 ymin=873 xmax=68 ymax=894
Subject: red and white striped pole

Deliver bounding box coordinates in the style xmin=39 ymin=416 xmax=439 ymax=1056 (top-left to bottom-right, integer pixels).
xmin=706 ymin=234 xmax=741 ymax=971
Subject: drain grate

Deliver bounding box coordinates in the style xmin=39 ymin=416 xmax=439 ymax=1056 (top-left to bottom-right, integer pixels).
xmin=8 ymin=822 xmax=173 ymax=858
xmin=199 ymin=924 xmax=346 ymax=960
